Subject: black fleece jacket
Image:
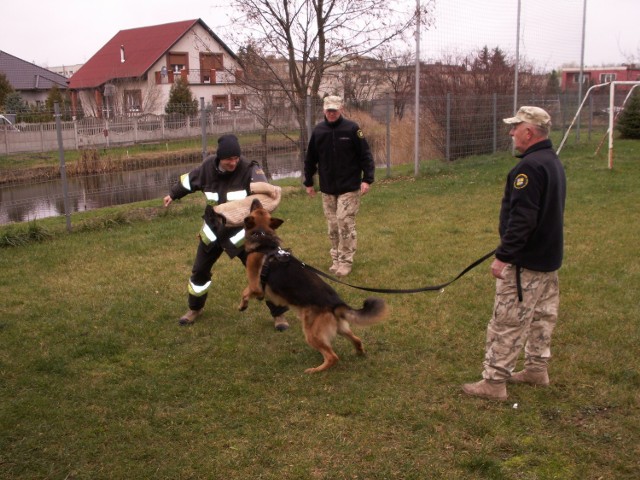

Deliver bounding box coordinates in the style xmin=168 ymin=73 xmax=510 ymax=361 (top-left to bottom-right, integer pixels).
xmin=495 ymin=139 xmax=566 ymax=272
xmin=304 ymin=115 xmax=375 ymax=195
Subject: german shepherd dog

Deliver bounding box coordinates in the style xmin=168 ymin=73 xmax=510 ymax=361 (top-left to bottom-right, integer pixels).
xmin=239 ymin=199 xmax=387 ymax=373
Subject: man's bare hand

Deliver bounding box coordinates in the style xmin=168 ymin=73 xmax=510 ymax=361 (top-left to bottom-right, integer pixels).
xmin=491 ymin=258 xmax=508 ymax=279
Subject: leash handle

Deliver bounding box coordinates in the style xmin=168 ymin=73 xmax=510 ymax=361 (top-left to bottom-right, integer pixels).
xmin=301 ymin=249 xmax=497 ymax=294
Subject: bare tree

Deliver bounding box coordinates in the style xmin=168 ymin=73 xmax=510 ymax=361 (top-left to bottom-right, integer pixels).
xmin=236 ymin=42 xmax=293 ymax=179
xmin=225 ymin=0 xmax=432 ymax=153
xmin=421 ymin=47 xmax=548 ymax=160
xmin=374 ymin=46 xmax=415 ymax=120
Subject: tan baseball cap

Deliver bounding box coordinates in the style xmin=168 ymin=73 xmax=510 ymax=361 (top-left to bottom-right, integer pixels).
xmin=503 ymin=106 xmax=551 ymax=127
xmin=323 ymin=95 xmax=343 ymax=110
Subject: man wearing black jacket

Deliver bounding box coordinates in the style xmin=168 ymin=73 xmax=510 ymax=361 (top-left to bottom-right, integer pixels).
xmin=304 ymin=96 xmax=375 ymax=277
xmin=463 ymin=106 xmax=566 ymax=401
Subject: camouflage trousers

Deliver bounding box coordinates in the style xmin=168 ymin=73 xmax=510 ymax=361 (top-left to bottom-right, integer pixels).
xmin=482 ymin=265 xmax=560 ymax=381
xmin=321 ymin=191 xmax=361 ymax=268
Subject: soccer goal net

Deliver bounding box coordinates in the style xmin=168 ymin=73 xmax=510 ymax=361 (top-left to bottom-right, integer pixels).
xmin=557 ymin=81 xmax=640 ymax=169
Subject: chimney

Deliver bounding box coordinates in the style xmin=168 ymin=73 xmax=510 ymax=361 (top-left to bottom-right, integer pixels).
xmin=120 ymin=45 xmax=126 ymax=63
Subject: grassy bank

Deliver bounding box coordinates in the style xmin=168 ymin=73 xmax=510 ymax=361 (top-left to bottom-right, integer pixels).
xmin=0 ymin=138 xmax=638 ymax=479
xmin=0 ymin=132 xmax=299 ymax=185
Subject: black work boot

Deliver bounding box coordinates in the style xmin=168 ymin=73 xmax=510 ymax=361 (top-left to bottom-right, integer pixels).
xmin=179 ymin=308 xmax=203 ymax=326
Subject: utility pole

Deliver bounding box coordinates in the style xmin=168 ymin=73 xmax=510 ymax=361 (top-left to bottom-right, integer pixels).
xmin=577 ymin=0 xmax=587 ymax=141
xmin=414 ymin=0 xmax=421 ymax=176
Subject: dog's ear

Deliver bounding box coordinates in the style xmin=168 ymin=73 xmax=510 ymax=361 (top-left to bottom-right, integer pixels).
xmin=244 ymin=216 xmax=256 ymax=229
xmin=250 ymin=199 xmax=263 ymax=212
xmin=269 ymin=218 xmax=284 ymax=230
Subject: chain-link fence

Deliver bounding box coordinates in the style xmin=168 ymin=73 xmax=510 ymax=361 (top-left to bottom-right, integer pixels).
xmin=0 ymin=89 xmax=619 ymax=226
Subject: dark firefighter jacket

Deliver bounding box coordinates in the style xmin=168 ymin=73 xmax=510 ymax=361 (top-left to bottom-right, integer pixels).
xmin=169 ymin=155 xmax=268 ymax=257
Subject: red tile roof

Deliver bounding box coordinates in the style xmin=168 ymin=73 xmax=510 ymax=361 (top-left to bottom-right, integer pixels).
xmin=68 ymin=19 xmax=236 ymax=90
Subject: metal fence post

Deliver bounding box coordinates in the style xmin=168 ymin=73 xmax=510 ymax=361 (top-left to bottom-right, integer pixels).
xmin=492 ymin=93 xmax=498 ymax=154
xmin=446 ymin=93 xmax=451 ymax=161
xmin=588 ymin=94 xmax=593 ymax=140
xmin=561 ymin=93 xmax=567 ymax=139
xmin=305 ymin=95 xmax=312 ymax=176
xmin=386 ymin=92 xmax=391 ymax=177
xmin=55 ymin=103 xmax=72 ymax=232
xmin=2 ymin=122 xmax=7 ymax=154
xmin=306 ymin=94 xmax=312 ymax=147
xmin=200 ymin=97 xmax=207 ymax=160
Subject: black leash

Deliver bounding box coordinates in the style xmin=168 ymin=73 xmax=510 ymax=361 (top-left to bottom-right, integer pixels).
xmin=298 ymin=249 xmax=497 ymax=294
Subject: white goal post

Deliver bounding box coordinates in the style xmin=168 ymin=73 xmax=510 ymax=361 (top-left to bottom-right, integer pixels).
xmin=557 ymin=81 xmax=640 ymax=169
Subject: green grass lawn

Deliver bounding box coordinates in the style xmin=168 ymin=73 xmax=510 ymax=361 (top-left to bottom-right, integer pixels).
xmin=1 ymin=137 xmax=638 ymax=479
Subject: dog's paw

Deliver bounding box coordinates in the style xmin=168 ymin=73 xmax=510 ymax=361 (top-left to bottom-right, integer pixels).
xmin=238 ymin=300 xmax=249 ymax=311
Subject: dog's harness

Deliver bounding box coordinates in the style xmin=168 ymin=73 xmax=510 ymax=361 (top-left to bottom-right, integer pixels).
xmin=257 ymin=246 xmax=292 ymax=291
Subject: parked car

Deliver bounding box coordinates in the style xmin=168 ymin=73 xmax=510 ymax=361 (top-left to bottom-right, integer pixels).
xmin=0 ymin=114 xmax=20 ymax=132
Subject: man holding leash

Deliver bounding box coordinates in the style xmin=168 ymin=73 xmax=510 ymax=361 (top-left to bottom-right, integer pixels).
xmin=163 ymin=134 xmax=290 ymax=331
xmin=463 ymin=106 xmax=566 ymax=401
xmin=304 ymin=95 xmax=376 ymax=278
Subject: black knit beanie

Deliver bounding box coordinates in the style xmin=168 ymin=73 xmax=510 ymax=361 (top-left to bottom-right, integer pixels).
xmin=216 ymin=134 xmax=241 ymax=160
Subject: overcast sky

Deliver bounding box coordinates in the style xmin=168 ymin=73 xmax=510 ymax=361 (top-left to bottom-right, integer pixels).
xmin=2 ymin=0 xmax=638 ymax=70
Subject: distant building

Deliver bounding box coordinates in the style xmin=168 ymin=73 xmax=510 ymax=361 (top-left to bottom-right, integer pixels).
xmin=0 ymin=50 xmax=68 ymax=107
xmin=48 ymin=64 xmax=84 ymax=79
xmin=562 ymin=65 xmax=640 ymax=92
xmin=68 ymin=19 xmax=245 ymax=118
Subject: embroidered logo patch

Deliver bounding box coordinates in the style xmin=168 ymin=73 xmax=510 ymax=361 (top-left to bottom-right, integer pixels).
xmin=357 ymin=129 xmax=364 ymax=138
xmin=514 ymin=174 xmax=528 ymax=189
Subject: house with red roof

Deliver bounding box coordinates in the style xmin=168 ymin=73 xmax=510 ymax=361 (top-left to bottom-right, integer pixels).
xmin=561 ymin=65 xmax=640 ymax=92
xmin=68 ymin=19 xmax=244 ymax=118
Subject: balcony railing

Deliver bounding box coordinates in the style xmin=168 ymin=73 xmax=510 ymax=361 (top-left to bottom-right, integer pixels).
xmin=154 ymin=68 xmax=241 ymax=86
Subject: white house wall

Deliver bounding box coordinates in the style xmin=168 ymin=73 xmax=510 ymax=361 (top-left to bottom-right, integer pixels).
xmin=76 ymin=24 xmax=245 ymax=117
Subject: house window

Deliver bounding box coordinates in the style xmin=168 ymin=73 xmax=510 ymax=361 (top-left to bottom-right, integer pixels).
xmin=231 ymin=95 xmax=245 ymax=110
xmin=572 ymin=73 xmax=588 ymax=83
xmin=200 ymin=53 xmax=223 ymax=83
xmin=124 ymin=89 xmax=142 ymax=113
xmin=600 ymin=73 xmax=616 ymax=83
xmin=213 ymin=95 xmax=227 ymax=111
xmin=168 ymin=53 xmax=188 ymax=73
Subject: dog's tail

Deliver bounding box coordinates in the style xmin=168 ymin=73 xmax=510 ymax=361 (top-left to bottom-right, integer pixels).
xmin=334 ymin=297 xmax=387 ymax=326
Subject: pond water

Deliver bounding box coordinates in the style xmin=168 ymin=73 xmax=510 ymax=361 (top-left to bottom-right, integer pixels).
xmin=0 ymin=153 xmax=301 ymax=225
